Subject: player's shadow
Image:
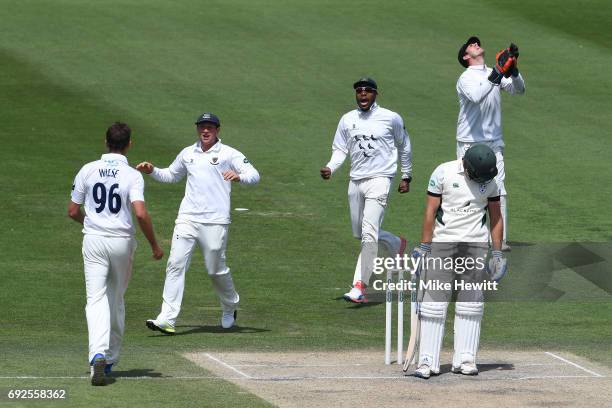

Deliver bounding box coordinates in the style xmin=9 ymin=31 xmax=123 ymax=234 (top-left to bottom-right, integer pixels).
xmin=334 ymin=296 xmax=384 ymax=308
xmin=171 ymin=325 xmax=270 ymax=336
xmin=438 ymin=363 xmax=514 ymax=374
xmin=108 ymin=368 xmax=163 ymax=378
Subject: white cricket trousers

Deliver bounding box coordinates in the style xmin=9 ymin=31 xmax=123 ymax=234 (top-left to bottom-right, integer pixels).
xmin=348 ymin=177 xmax=402 ymax=285
xmin=156 ymin=220 xmax=239 ymax=326
xmin=82 ymin=234 xmax=136 ymax=364
xmin=457 ymin=140 xmax=508 ymax=241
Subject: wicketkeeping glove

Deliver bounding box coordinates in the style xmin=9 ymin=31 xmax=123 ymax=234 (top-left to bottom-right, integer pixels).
xmin=507 ymin=43 xmax=520 ymax=78
xmin=487 ymin=250 xmax=508 ymax=282
xmin=488 ymin=48 xmax=516 ymax=84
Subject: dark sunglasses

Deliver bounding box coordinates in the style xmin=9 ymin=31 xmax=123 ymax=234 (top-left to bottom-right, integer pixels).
xmin=355 ymin=86 xmax=376 ymax=93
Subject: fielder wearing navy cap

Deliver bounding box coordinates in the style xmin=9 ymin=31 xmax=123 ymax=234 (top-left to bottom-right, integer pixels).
xmin=458 ymin=36 xmax=481 ymax=68
xmin=195 ymin=113 xmax=221 ymax=127
xmin=353 ymin=77 xmax=378 ymax=90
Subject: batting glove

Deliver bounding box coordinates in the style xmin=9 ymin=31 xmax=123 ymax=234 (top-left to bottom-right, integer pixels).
xmin=410 ymin=243 xmax=431 ymax=277
xmin=411 ymin=243 xmax=431 ymax=258
xmin=487 ymin=250 xmax=508 ymax=282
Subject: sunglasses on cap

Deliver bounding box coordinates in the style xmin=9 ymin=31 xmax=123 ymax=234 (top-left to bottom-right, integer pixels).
xmin=355 ymin=86 xmax=376 ymax=93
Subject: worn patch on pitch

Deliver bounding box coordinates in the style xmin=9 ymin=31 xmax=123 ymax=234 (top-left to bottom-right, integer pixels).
xmin=184 ymin=350 xmax=611 ymax=407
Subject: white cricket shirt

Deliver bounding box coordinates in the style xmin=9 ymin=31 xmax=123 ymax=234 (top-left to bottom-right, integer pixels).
xmin=71 ymin=153 xmax=145 ymax=237
xmin=456 ymin=65 xmax=525 ymax=143
xmin=151 ymin=140 xmax=259 ymax=224
xmin=427 ymin=160 xmax=500 ymax=242
xmin=326 ymin=103 xmax=412 ymax=180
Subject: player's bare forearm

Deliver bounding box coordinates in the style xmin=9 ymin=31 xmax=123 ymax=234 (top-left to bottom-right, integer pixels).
xmin=488 ymin=200 xmax=503 ymax=250
xmin=420 ymin=195 xmax=440 ymax=244
xmin=68 ymin=201 xmax=85 ymax=225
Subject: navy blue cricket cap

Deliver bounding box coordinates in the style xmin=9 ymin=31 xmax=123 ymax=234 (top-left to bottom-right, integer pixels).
xmin=458 ymin=36 xmax=480 ymax=68
xmin=195 ymin=112 xmax=220 ymax=127
xmin=353 ymin=77 xmax=378 ymax=90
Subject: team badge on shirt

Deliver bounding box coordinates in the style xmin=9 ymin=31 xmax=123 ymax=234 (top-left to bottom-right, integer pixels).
xmin=479 ymin=184 xmax=487 ymax=193
xmin=211 ymin=157 xmax=219 ymax=165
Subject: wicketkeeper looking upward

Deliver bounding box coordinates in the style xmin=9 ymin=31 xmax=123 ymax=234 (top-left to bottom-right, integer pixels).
xmin=456 ymin=36 xmax=525 ymax=251
xmin=410 ymin=144 xmax=508 ymax=379
xmin=320 ymin=77 xmax=413 ymax=303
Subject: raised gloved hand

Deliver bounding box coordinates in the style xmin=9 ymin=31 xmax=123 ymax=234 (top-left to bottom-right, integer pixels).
xmin=488 ymin=48 xmax=516 ymax=84
xmin=487 ymin=250 xmax=508 ymax=281
xmin=506 ymin=43 xmax=520 ymax=78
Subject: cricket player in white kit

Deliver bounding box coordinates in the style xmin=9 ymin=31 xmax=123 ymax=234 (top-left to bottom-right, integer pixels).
xmin=321 ymin=78 xmax=412 ymax=303
xmin=456 ymin=36 xmax=525 ymax=251
xmin=410 ymin=144 xmax=508 ymax=379
xmin=68 ymin=122 xmax=164 ymax=386
xmin=137 ymin=113 xmax=260 ymax=334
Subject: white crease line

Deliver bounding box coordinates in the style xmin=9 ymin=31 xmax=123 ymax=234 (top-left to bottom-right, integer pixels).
xmin=518 ymin=375 xmax=603 ymax=380
xmin=205 ymin=353 xmax=254 ymax=379
xmin=248 ymin=376 xmax=409 ymax=381
xmin=0 ymin=376 xmax=238 ymax=380
xmin=232 ymin=364 xmax=366 ymax=367
xmin=1 ymin=375 xmax=608 ymax=382
xmin=544 ymin=352 xmax=604 ymax=377
xmin=0 ymin=376 xmax=89 ymax=379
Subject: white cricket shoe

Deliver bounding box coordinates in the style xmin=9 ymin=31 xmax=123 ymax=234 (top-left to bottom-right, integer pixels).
xmin=146 ymin=319 xmax=176 ymax=335
xmin=221 ymin=310 xmax=237 ymax=329
xmin=343 ymin=281 xmax=367 ymax=303
xmin=414 ymin=364 xmax=432 ymax=379
xmin=451 ymin=362 xmax=479 ymax=375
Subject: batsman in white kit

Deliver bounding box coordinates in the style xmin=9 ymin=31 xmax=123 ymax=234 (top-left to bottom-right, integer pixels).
xmin=456 ymin=36 xmax=525 ymax=251
xmin=137 ymin=113 xmax=260 ymax=334
xmin=320 ymin=77 xmax=412 ymax=303
xmin=408 ymin=144 xmax=508 ymax=379
xmin=68 ymin=122 xmax=164 ymax=386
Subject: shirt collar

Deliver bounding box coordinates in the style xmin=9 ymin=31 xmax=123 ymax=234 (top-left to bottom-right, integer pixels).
xmin=101 ymin=153 xmax=128 ymax=164
xmin=194 ymin=139 xmax=223 ymax=153
xmin=358 ymin=102 xmax=379 ymax=115
xmin=468 ymin=64 xmax=487 ymax=71
xmin=457 ymin=159 xmax=465 ymax=174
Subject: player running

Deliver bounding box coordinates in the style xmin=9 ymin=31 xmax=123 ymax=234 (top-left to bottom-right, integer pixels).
xmin=320 ymin=77 xmax=413 ymax=303
xmin=137 ymin=113 xmax=260 ymax=334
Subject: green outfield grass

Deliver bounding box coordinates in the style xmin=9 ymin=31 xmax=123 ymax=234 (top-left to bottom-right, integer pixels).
xmin=1 ymin=0 xmax=611 ymax=406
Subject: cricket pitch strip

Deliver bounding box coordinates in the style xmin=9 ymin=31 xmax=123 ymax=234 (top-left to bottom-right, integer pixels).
xmin=185 ymin=349 xmax=611 ymax=408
